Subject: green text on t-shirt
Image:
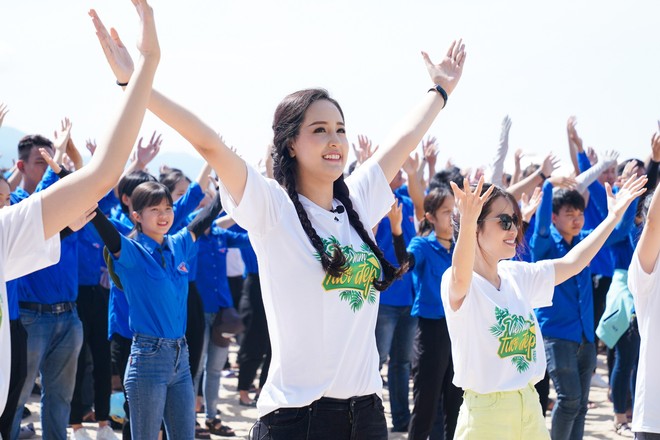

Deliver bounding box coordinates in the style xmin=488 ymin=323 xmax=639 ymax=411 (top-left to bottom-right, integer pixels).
xmin=489 ymin=307 xmax=537 ymax=373
xmin=316 ymin=236 xmax=381 ymax=312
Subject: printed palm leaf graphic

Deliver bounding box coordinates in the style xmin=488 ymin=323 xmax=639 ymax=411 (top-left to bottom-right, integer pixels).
xmin=339 ymin=290 xmax=365 ymax=312
xmin=489 ymin=307 xmax=509 ymax=336
xmin=512 ymin=356 xmax=530 ymax=373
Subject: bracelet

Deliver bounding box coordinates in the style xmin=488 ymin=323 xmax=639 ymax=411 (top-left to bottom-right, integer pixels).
xmin=116 ymin=80 xmax=129 ymax=87
xmin=538 ymin=171 xmax=548 ymax=181
xmin=428 ymin=84 xmax=448 ymax=108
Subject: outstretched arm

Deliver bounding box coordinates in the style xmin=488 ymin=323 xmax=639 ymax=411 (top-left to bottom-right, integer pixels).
xmin=372 ymin=41 xmax=466 ymax=182
xmin=90 ymin=10 xmax=247 ymax=204
xmin=447 ymin=177 xmax=494 ymax=311
xmin=40 ymin=0 xmax=159 ymax=239
xmin=485 ymin=115 xmax=511 ymax=187
xmin=552 ymin=175 xmax=647 ymax=284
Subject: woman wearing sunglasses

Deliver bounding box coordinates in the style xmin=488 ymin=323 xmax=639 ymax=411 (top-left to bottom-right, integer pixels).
xmin=441 ymin=175 xmax=647 ymax=439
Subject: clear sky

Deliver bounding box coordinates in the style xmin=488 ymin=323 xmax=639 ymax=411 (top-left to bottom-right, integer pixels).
xmin=2 ymin=0 xmax=660 ymax=176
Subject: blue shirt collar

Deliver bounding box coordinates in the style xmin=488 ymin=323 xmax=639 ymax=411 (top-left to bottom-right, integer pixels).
xmin=427 ymin=231 xmax=453 ymax=253
xmin=136 ymin=232 xmax=171 ymax=255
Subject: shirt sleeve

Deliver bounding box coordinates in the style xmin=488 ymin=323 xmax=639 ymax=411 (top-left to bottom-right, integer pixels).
xmin=113 ymin=235 xmax=140 ymax=271
xmin=345 ymin=160 xmax=395 ymax=230
xmin=1 ymin=194 xmax=61 ymax=281
xmin=217 ymin=164 xmax=287 ymax=236
xmin=504 ymin=259 xmax=555 ymax=308
xmin=628 ymin=249 xmax=660 ymax=298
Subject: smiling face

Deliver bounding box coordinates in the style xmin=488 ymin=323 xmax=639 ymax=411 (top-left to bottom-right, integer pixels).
xmin=476 ymin=196 xmax=520 ymax=262
xmin=132 ymin=197 xmax=174 ymax=238
xmin=290 ymin=99 xmax=348 ymax=186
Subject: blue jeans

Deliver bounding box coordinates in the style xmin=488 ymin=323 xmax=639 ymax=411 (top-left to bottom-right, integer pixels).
xmin=611 ymin=322 xmax=640 ymax=414
xmin=544 ymin=337 xmax=596 ymax=440
xmin=250 ymin=394 xmax=387 ymax=440
xmin=124 ymin=334 xmax=195 ymax=440
xmin=374 ymin=304 xmax=417 ymax=430
xmin=193 ymin=313 xmax=230 ymax=420
xmin=11 ymin=308 xmax=83 ymax=440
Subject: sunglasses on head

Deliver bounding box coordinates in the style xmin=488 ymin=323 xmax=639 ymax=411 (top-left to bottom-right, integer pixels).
xmin=480 ymin=213 xmax=519 ymax=231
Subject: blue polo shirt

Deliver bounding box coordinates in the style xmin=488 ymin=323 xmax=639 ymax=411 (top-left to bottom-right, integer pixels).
xmin=7 ymin=280 xmax=19 ymax=320
xmin=407 ymin=231 xmax=452 ymax=319
xmin=231 ymin=224 xmax=258 ymax=275
xmin=530 ymin=180 xmax=636 ymax=343
xmin=78 ymin=224 xmax=105 ymax=286
xmin=578 ymin=152 xmax=614 ymax=277
xmin=108 ymin=217 xmax=134 ymax=340
xmin=18 ymin=234 xmax=78 ymax=304
xmin=196 ymin=226 xmax=250 ymax=312
xmin=112 ymin=229 xmax=197 ymax=339
xmin=169 ymin=182 xmax=205 ymax=233
xmin=375 ymin=195 xmax=415 ymax=307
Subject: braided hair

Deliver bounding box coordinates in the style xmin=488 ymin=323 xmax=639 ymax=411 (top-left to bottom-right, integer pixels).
xmin=271 ymin=88 xmax=406 ymax=290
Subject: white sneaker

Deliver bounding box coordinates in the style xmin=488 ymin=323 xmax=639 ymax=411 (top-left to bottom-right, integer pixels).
xmin=591 ymin=373 xmax=609 ymax=388
xmin=96 ymin=425 xmax=119 ymax=440
xmin=72 ymin=428 xmax=93 ymax=440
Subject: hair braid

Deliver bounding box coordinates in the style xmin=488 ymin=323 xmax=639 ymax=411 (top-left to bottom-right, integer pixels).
xmin=333 ymin=177 xmax=408 ymax=291
xmin=282 ymin=165 xmax=347 ymax=278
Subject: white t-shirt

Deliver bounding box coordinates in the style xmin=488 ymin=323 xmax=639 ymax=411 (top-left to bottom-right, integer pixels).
xmin=0 ymin=194 xmax=61 ymax=415
xmin=219 ymin=160 xmax=393 ymax=416
xmin=628 ymin=251 xmax=660 ymax=434
xmin=225 ymin=248 xmax=245 ymax=278
xmin=440 ymin=260 xmax=555 ymax=394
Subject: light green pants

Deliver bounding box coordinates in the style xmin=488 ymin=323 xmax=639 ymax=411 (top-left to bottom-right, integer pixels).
xmin=454 ymin=382 xmax=550 ymax=440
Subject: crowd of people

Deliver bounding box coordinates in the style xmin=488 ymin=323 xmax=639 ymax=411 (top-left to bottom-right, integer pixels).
xmin=1 ymin=1 xmax=659 ymax=440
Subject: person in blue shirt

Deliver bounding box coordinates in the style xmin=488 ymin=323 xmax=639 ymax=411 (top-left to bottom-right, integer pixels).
xmin=531 ymin=180 xmax=638 ymax=440
xmin=374 ymin=174 xmax=416 ymax=433
xmin=192 ymin=203 xmax=250 ymax=436
xmin=101 ymin=180 xmax=222 ymax=439
xmin=391 ymin=187 xmax=463 ymax=440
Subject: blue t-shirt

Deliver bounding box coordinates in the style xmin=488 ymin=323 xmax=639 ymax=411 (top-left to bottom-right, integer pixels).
xmin=77 ymin=223 xmax=105 ymax=286
xmin=196 ymin=226 xmax=250 ymax=312
xmin=407 ymin=231 xmax=452 ymax=319
xmin=112 ymin=229 xmax=197 ymax=339
xmin=375 ymin=194 xmax=415 ymax=307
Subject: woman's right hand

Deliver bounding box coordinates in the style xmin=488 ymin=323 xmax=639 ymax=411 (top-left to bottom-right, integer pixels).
xmin=89 ymin=0 xmax=159 ymax=84
xmin=449 ymin=176 xmax=494 ymax=226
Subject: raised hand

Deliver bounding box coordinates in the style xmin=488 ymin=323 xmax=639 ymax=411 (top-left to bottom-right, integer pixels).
xmin=422 ymin=136 xmax=438 ymax=172
xmin=422 ymin=40 xmax=466 ymax=96
xmin=0 ymin=103 xmax=9 ymax=127
xmin=514 ymin=149 xmax=524 ymax=167
xmin=136 ymin=130 xmax=162 ymax=167
xmin=548 ymin=175 xmax=577 ymax=190
xmin=39 ymin=148 xmax=62 ymax=174
xmin=651 ymin=127 xmax=660 ymax=162
xmin=52 ymin=118 xmax=72 ymax=156
xmin=540 ymin=153 xmax=560 ymax=177
xmin=85 ymin=138 xmax=97 ymax=156
xmin=450 ymin=176 xmax=494 ymax=225
xmin=500 ymin=116 xmax=512 ymax=144
xmin=402 ymin=151 xmax=421 ymax=177
xmin=67 ymin=205 xmax=98 ymax=232
xmin=606 ymin=174 xmax=647 ymax=218
xmin=520 ymin=187 xmax=543 ymax=223
xmin=352 ymin=134 xmax=378 ymax=164
xmin=387 ymin=201 xmax=404 ymax=234
xmin=567 ymin=116 xmax=583 ymax=152
xmin=90 ymin=0 xmax=159 ymax=84
xmin=587 ymin=147 xmax=598 ymax=165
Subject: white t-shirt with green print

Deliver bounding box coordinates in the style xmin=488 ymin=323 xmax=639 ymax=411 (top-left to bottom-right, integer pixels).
xmin=440 ymin=260 xmax=555 ymax=394
xmin=219 ymin=160 xmax=394 ymax=417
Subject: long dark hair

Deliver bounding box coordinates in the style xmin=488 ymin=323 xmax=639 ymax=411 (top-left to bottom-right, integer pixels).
xmin=128 ymin=181 xmax=173 ymax=238
xmin=271 ymin=88 xmax=405 ymax=290
xmin=117 ymin=171 xmax=157 ymax=214
xmin=419 ymin=187 xmax=453 ymax=236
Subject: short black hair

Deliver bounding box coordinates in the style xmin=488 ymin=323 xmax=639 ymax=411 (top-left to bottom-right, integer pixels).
xmin=552 ymin=189 xmax=585 ymax=214
xmin=17 ymin=135 xmax=53 ymax=162
xmin=430 ymin=167 xmax=463 ymax=191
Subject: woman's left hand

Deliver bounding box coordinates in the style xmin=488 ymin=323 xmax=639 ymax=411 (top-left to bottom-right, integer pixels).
xmin=422 ymin=40 xmax=466 ymax=96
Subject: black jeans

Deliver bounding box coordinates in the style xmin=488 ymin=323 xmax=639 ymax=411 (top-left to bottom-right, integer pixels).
xmin=250 ymin=394 xmax=387 ymax=440
xmin=0 ymin=320 xmax=28 ymax=440
xmin=187 ymin=281 xmax=206 ymax=379
xmin=408 ymin=317 xmax=462 ymax=440
xmin=70 ymin=285 xmax=113 ymax=423
xmin=238 ymin=274 xmax=272 ymax=391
